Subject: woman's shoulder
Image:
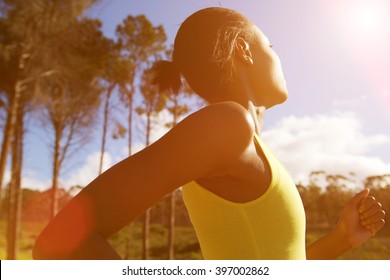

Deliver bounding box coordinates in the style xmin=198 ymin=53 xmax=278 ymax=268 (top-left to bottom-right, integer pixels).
xmin=188 ymin=101 xmax=255 ymax=134
xmin=163 ymin=101 xmax=255 ymax=162
xmin=177 ymin=101 xmax=254 ymax=143
xmin=153 ymin=101 xmax=254 ymax=169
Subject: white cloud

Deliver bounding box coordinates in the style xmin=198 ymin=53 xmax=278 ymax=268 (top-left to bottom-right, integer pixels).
xmin=262 ymin=112 xmax=390 ymax=185
xmin=17 ymin=151 xmax=115 ymax=192
xmin=22 ymin=176 xmax=51 ymax=191
xmin=134 ymin=108 xmax=172 ymax=144
xmin=2 ymin=169 xmax=50 ymax=191
xmin=121 ymin=142 xmax=146 ymax=157
xmin=64 ymin=151 xmax=112 ymax=189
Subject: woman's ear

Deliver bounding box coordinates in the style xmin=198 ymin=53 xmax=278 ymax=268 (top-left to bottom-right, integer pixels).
xmin=235 ymin=37 xmax=253 ymax=65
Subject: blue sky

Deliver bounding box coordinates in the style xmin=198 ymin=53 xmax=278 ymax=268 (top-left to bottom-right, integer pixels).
xmin=14 ymin=0 xmax=390 ymax=190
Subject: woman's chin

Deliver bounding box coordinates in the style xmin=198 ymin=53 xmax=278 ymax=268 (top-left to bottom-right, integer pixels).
xmin=264 ymin=90 xmax=288 ymax=109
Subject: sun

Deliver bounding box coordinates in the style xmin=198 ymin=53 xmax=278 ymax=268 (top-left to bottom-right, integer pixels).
xmin=325 ymin=0 xmax=390 ymax=108
xmin=324 ymin=0 xmax=390 ymax=46
xmin=351 ymin=3 xmax=385 ymax=35
xmin=331 ymin=0 xmax=390 ymax=57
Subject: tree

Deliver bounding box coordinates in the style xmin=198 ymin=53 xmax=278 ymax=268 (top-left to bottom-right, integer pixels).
xmin=364 ymin=174 xmax=390 ymax=233
xmin=0 ymin=0 xmax=35 ymax=211
xmin=0 ymin=0 xmax=98 ymax=213
xmin=115 ymin=15 xmax=166 ymax=157
xmin=0 ymin=0 xmax=99 ymax=259
xmin=135 ymin=65 xmax=168 ymax=260
xmin=323 ymin=174 xmax=354 ymax=226
xmin=97 ymin=40 xmax=133 ymax=175
xmin=6 ymin=85 xmax=24 ymax=259
xmin=297 ymin=182 xmax=323 ymax=229
xmin=35 ymin=17 xmax=109 ymax=219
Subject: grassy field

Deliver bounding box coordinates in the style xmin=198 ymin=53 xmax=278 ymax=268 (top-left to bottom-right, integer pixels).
xmin=1 ymin=220 xmax=389 ymax=260
xmin=0 ymin=220 xmax=48 ymax=260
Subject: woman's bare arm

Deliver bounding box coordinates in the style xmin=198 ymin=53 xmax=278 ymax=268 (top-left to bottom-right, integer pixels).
xmin=33 ymin=101 xmax=254 ymax=259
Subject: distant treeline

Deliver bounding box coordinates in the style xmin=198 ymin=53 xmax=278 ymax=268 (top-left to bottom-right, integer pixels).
xmin=298 ymin=172 xmax=390 ymax=233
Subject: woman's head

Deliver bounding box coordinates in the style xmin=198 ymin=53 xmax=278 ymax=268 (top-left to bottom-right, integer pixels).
xmin=152 ymin=7 xmax=287 ymax=107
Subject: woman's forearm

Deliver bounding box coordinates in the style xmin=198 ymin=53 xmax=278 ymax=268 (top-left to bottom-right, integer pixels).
xmin=306 ymin=226 xmax=352 ymax=260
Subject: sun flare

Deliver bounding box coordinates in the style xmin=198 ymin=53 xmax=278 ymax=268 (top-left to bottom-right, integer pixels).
xmin=351 ymin=3 xmax=385 ymax=35
xmin=325 ymin=0 xmax=390 ymax=108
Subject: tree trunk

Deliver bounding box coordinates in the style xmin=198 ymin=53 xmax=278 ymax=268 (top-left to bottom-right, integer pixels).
xmin=0 ymin=30 xmax=32 ymax=208
xmin=167 ymin=191 xmax=176 ymax=259
xmin=0 ymin=82 xmax=22 ymax=212
xmin=141 ymin=112 xmax=152 ymax=260
xmin=120 ymin=87 xmax=136 ymax=259
xmin=98 ymin=84 xmax=114 ymax=175
xmin=50 ymin=126 xmax=62 ymax=220
xmin=6 ymin=99 xmax=24 ymax=260
xmin=127 ymin=89 xmax=134 ymax=157
xmin=124 ymin=88 xmax=134 ymax=259
xmin=142 ymin=208 xmax=151 ymax=260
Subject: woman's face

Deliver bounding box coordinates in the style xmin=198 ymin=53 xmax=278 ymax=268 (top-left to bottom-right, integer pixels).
xmin=249 ymin=26 xmax=288 ymax=108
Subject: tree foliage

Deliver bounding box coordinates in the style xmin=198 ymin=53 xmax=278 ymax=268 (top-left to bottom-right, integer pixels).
xmin=115 ymin=14 xmax=166 ymax=156
xmin=298 ymin=171 xmax=390 ymax=234
xmin=0 ymin=0 xmax=106 ymax=221
xmin=35 ymin=18 xmax=109 ymax=219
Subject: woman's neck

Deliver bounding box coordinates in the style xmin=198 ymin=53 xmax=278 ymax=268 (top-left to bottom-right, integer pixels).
xmin=247 ymin=101 xmax=265 ymax=136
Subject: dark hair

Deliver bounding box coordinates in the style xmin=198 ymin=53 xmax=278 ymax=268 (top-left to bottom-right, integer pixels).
xmin=152 ymin=7 xmax=254 ymax=101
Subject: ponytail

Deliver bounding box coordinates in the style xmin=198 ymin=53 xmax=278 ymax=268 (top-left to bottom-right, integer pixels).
xmin=151 ymin=60 xmax=182 ymax=94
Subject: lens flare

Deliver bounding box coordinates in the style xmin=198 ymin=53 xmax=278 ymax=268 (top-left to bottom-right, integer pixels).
xmin=324 ymin=0 xmax=390 ymax=109
xmin=352 ymin=4 xmax=385 ymax=35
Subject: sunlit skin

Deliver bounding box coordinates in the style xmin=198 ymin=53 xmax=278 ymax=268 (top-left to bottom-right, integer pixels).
xmin=33 ymin=15 xmax=385 ymax=259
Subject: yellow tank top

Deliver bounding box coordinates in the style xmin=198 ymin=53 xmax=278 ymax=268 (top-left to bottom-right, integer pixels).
xmin=182 ymin=134 xmax=306 ymax=259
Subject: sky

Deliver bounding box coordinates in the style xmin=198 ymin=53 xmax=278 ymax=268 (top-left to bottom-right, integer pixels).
xmin=9 ymin=0 xmax=390 ymax=191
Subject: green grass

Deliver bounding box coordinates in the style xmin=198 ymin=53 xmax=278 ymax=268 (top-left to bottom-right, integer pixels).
xmin=108 ymin=222 xmax=203 ymax=260
xmin=0 ymin=220 xmax=48 ymax=260
xmin=1 ymin=220 xmax=389 ymax=260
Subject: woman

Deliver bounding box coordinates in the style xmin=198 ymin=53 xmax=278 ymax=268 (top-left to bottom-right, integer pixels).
xmin=33 ymin=7 xmax=385 ymax=260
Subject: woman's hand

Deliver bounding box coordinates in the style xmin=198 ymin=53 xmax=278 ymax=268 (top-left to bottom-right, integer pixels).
xmin=337 ymin=189 xmax=385 ymax=249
